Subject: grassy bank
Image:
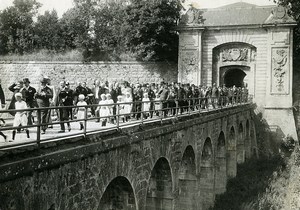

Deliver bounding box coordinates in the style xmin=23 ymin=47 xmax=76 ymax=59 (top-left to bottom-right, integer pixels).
xmin=211 ymin=155 xmax=289 ymax=210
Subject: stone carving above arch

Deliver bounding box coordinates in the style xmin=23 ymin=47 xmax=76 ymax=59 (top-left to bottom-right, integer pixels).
xmin=271 ymin=48 xmax=289 ymax=94
xmin=213 ymin=43 xmax=257 ymax=64
xmin=222 ymin=48 xmax=248 ymax=62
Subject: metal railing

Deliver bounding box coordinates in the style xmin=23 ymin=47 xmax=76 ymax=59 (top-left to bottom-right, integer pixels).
xmin=0 ymin=94 xmax=252 ymax=150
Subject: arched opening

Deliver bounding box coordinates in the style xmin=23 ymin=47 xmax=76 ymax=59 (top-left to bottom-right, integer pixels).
xmin=98 ymin=176 xmax=137 ymax=210
xmin=237 ymin=123 xmax=245 ymax=164
xmin=227 ymin=127 xmax=237 ymax=178
xmin=146 ymin=158 xmax=173 ymax=210
xmin=245 ymin=120 xmax=251 ymax=159
xmin=224 ymin=68 xmax=246 ymax=88
xmin=215 ymin=132 xmax=227 ymax=195
xmin=178 ymin=146 xmax=197 ymax=210
xmin=199 ymin=138 xmax=215 ymax=210
xmin=250 ymin=122 xmax=258 ymax=157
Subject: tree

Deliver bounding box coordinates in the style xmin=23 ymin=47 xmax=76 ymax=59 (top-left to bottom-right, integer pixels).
xmin=0 ymin=0 xmax=41 ymax=54
xmin=123 ymin=0 xmax=182 ymax=61
xmin=34 ymin=10 xmax=64 ymax=51
xmin=274 ymin=0 xmax=300 ymax=57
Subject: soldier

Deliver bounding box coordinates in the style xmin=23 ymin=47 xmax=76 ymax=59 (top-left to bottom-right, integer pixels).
xmin=21 ymin=78 xmax=36 ymax=125
xmin=35 ymin=78 xmax=53 ymax=134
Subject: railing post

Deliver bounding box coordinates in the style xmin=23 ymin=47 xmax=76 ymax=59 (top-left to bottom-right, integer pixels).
xmin=175 ymin=99 xmax=178 ymax=119
xmin=116 ymin=103 xmax=120 ymax=129
xmin=36 ymin=109 xmax=41 ymax=147
xmin=188 ymin=99 xmax=191 ymax=115
xmin=84 ymin=105 xmax=87 ymax=138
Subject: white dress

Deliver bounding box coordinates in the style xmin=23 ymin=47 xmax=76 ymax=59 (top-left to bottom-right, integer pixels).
xmin=98 ymin=100 xmax=110 ymax=119
xmin=106 ymin=99 xmax=114 ymax=116
xmin=142 ymin=98 xmax=151 ymax=113
xmin=124 ymin=97 xmax=132 ymax=115
xmin=76 ymin=101 xmax=87 ymax=120
xmin=13 ymin=101 xmax=28 ymax=127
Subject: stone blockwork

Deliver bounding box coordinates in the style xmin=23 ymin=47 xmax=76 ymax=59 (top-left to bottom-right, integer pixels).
xmin=0 ymin=61 xmax=177 ymax=98
xmin=0 ymin=104 xmax=257 ymax=210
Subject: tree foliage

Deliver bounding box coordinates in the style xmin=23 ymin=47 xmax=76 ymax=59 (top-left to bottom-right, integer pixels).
xmin=123 ymin=0 xmax=181 ymax=61
xmin=275 ymin=0 xmax=300 ymax=57
xmin=0 ymin=0 xmax=181 ymax=62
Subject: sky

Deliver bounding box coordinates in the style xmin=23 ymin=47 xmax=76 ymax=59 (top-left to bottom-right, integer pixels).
xmin=0 ymin=0 xmax=276 ymax=17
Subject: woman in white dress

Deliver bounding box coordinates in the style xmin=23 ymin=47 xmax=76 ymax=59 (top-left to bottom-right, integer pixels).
xmin=123 ymin=92 xmax=132 ymax=122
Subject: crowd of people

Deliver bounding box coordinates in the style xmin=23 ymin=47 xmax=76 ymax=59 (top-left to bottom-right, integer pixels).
xmin=0 ymin=77 xmax=249 ymax=142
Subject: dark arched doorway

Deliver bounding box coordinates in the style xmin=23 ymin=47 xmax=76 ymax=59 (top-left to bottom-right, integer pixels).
xmin=98 ymin=176 xmax=137 ymax=210
xmin=224 ymin=68 xmax=246 ymax=87
xmin=146 ymin=158 xmax=173 ymax=210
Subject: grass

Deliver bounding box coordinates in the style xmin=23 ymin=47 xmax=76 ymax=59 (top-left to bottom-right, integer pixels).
xmin=211 ymin=155 xmax=288 ymax=210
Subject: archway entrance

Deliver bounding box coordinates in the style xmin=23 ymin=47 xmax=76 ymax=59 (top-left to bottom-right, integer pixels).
xmin=224 ymin=68 xmax=246 ymax=87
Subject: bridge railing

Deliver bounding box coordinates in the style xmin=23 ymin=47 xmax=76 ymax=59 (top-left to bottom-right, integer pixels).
xmin=0 ymin=94 xmax=252 ymax=150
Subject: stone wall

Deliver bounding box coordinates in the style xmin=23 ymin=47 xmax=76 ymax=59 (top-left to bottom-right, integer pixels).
xmin=0 ymin=104 xmax=256 ymax=210
xmin=0 ymin=61 xmax=178 ymax=99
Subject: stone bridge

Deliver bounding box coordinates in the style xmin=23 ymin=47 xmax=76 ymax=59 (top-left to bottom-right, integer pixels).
xmin=0 ymin=104 xmax=257 ymax=210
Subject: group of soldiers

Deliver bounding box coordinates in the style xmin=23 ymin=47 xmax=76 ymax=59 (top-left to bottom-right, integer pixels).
xmin=0 ymin=77 xmax=249 ymax=141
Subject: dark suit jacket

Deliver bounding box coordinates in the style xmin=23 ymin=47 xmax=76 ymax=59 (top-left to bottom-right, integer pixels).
xmin=0 ymin=85 xmax=5 ymax=105
xmin=21 ymin=86 xmax=36 ymax=108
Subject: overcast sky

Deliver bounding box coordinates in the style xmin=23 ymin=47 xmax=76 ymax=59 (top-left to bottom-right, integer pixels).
xmin=0 ymin=0 xmax=276 ymax=17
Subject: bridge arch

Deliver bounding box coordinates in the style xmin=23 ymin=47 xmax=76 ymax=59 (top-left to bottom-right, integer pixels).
xmin=178 ymin=145 xmax=197 ymax=210
xmin=245 ymin=120 xmax=251 ymax=159
xmin=146 ymin=157 xmax=173 ymax=210
xmin=237 ymin=123 xmax=245 ymax=164
xmin=215 ymin=131 xmax=227 ymax=194
xmin=250 ymin=121 xmax=258 ymax=157
xmin=98 ymin=176 xmax=137 ymax=210
xmin=199 ymin=137 xmax=215 ymax=210
xmin=227 ymin=126 xmax=237 ymax=178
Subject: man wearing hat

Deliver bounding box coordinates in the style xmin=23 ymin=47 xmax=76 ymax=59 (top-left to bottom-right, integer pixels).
xmin=21 ymin=78 xmax=36 ymax=125
xmin=35 ymin=78 xmax=53 ymax=134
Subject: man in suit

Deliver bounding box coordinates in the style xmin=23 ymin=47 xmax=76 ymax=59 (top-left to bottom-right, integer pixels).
xmin=35 ymin=78 xmax=53 ymax=134
xmin=8 ymin=80 xmax=24 ymax=116
xmin=0 ymin=79 xmax=5 ymax=108
xmin=21 ymin=78 xmax=36 ymax=125
xmin=56 ymin=81 xmax=74 ymax=132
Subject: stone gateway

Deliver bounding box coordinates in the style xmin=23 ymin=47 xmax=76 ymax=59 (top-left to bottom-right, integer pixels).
xmin=177 ymin=2 xmax=298 ymax=139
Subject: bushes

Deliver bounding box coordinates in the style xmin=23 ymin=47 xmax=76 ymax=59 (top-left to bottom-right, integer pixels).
xmin=211 ymin=156 xmax=287 ymax=210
